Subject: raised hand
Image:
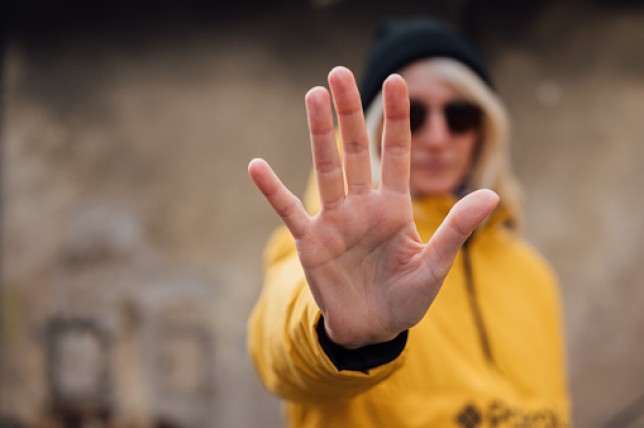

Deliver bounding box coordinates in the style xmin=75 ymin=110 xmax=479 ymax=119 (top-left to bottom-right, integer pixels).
xmin=248 ymin=66 xmax=499 ymax=349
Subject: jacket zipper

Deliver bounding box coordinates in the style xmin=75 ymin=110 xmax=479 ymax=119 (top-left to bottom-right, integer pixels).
xmin=462 ymin=239 xmax=495 ymax=365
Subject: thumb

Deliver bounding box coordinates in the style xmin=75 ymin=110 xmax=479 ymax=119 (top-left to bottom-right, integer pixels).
xmin=422 ymin=189 xmax=500 ymax=279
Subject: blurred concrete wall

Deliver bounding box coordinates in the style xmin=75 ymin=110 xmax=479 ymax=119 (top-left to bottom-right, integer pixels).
xmin=1 ymin=1 xmax=644 ymax=427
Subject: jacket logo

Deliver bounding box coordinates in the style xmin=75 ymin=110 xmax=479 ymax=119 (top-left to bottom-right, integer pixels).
xmin=456 ymin=404 xmax=482 ymax=428
xmin=456 ymin=401 xmax=563 ymax=428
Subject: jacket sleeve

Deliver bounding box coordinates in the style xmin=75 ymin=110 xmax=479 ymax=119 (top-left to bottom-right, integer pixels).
xmin=247 ymin=225 xmax=407 ymax=404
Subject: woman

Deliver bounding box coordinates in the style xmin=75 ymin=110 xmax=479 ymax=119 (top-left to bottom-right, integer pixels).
xmin=248 ymin=19 xmax=570 ymax=427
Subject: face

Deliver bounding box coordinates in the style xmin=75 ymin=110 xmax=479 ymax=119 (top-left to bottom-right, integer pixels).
xmin=398 ymin=60 xmax=480 ymax=197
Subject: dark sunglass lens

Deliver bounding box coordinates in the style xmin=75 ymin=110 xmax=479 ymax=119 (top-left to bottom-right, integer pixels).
xmin=409 ymin=100 xmax=427 ymax=134
xmin=445 ymin=101 xmax=482 ymax=134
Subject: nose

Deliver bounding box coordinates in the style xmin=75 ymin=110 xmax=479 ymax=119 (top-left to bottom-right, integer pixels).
xmin=413 ymin=110 xmax=451 ymax=149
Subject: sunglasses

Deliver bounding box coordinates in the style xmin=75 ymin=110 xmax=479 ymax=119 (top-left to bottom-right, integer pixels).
xmin=409 ymin=99 xmax=483 ymax=135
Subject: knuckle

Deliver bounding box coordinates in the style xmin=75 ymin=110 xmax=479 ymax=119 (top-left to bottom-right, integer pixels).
xmin=343 ymin=139 xmax=366 ymax=155
xmin=447 ymin=217 xmax=469 ymax=238
xmin=383 ymin=143 xmax=408 ymax=157
xmin=278 ymin=200 xmax=301 ymax=220
xmin=316 ymin=159 xmax=341 ymax=175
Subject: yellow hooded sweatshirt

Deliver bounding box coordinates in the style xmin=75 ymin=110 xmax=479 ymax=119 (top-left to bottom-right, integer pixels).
xmin=248 ymin=180 xmax=570 ymax=427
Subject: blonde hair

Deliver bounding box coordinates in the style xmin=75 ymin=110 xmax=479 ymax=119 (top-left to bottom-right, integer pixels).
xmin=364 ymin=58 xmax=523 ymax=230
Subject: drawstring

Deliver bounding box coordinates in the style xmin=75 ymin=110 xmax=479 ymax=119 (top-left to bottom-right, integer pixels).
xmin=462 ymin=236 xmax=495 ymax=364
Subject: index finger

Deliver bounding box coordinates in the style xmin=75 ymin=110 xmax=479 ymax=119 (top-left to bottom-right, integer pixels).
xmin=379 ymin=74 xmax=411 ymax=195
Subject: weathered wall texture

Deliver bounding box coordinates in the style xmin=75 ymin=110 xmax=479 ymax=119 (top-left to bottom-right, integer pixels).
xmin=2 ymin=1 xmax=643 ymax=427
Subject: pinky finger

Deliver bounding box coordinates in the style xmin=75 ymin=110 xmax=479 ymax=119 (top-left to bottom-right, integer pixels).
xmin=248 ymin=158 xmax=311 ymax=239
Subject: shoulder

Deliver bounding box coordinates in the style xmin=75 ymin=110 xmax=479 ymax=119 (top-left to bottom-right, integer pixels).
xmin=263 ymin=225 xmax=297 ymax=267
xmin=514 ymin=235 xmax=557 ymax=283
xmin=483 ymin=226 xmax=559 ymax=287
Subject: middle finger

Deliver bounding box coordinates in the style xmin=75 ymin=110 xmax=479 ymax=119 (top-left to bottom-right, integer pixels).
xmin=328 ymin=67 xmax=373 ymax=195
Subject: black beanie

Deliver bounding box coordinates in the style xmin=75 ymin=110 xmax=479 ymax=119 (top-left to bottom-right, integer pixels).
xmin=359 ymin=18 xmax=493 ymax=110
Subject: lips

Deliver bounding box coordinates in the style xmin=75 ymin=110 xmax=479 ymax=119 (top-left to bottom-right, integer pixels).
xmin=412 ymin=158 xmax=451 ymax=174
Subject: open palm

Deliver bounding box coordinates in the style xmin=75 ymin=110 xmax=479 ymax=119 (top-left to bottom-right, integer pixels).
xmin=249 ymin=67 xmax=498 ymax=349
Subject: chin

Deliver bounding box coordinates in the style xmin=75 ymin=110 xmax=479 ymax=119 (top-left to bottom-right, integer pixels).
xmin=411 ymin=186 xmax=452 ymax=197
xmin=411 ymin=179 xmax=458 ymax=197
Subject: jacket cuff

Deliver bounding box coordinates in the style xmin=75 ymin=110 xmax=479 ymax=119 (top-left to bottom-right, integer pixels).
xmin=316 ymin=316 xmax=408 ymax=372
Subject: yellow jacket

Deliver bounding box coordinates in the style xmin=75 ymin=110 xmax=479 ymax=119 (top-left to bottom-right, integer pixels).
xmin=248 ymin=183 xmax=570 ymax=427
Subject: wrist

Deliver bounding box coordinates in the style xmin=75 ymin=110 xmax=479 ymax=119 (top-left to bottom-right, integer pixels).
xmin=317 ymin=316 xmax=408 ymax=371
xmin=323 ymin=317 xmax=400 ymax=350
